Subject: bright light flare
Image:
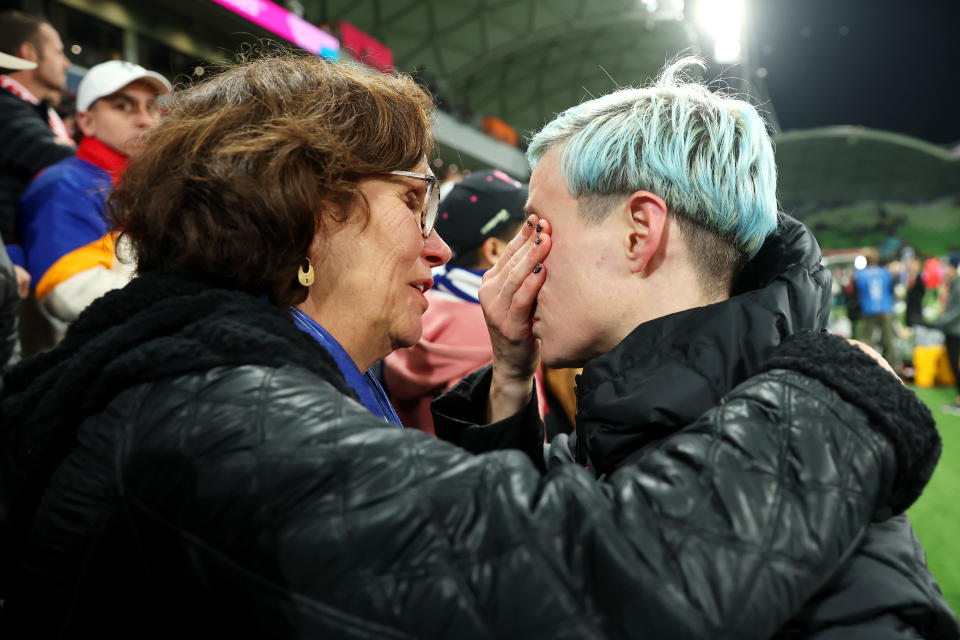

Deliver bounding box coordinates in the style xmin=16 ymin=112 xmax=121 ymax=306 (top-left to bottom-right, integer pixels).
xmin=697 ymin=0 xmax=744 ymax=63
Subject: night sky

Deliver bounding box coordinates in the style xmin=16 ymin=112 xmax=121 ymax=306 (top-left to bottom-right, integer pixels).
xmin=742 ymin=0 xmax=960 ymax=145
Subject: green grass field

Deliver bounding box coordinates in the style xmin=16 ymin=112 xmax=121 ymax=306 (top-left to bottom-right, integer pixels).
xmin=907 ymin=384 xmax=960 ymax=615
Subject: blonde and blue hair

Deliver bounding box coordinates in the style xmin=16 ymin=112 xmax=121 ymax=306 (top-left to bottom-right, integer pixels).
xmin=527 ymin=57 xmax=777 ymax=258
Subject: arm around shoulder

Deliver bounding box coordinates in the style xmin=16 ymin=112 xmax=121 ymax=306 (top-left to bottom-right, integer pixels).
xmin=118 ymin=362 xmax=905 ymax=638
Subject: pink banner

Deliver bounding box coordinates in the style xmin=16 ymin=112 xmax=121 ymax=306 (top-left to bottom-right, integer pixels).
xmin=210 ymin=0 xmax=339 ymax=58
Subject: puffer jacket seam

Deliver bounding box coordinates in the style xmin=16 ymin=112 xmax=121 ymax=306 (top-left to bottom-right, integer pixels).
xmin=762 ymin=371 xmax=891 ymax=472
xmin=728 ymin=381 xmax=795 ymax=633
xmin=404 ymin=441 xmax=500 ymax=638
xmin=123 ymin=490 xmax=419 ymax=639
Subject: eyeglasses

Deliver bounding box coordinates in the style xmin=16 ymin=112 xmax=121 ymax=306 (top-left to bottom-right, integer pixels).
xmin=389 ymin=170 xmax=439 ymax=239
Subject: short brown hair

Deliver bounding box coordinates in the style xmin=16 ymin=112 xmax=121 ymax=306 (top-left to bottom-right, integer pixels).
xmin=110 ymin=51 xmax=434 ymax=305
xmin=0 ymin=11 xmax=49 ymax=57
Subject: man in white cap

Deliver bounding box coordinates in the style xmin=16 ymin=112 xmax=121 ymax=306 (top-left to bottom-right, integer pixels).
xmin=16 ymin=60 xmax=171 ymax=338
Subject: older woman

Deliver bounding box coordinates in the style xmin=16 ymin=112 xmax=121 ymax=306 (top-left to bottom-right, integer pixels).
xmin=0 ymin=54 xmax=944 ymax=638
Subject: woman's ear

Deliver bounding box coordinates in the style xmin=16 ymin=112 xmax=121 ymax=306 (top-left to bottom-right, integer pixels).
xmin=624 ymin=191 xmax=667 ymax=275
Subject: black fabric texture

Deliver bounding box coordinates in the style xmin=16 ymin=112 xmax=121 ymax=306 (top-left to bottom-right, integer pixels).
xmin=0 ymin=88 xmax=75 ymax=241
xmin=0 ymin=263 xmax=938 ymax=638
xmin=0 ymin=241 xmax=17 ymax=372
xmin=0 ymin=269 xmax=355 ymax=588
xmin=762 ymin=331 xmax=940 ymax=516
xmin=434 ymin=213 xmax=957 ymax=639
xmin=433 ymin=364 xmax=545 ymax=467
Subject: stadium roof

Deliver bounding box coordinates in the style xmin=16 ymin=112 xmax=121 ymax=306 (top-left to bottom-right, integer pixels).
xmin=302 ymin=1 xmax=960 ymax=205
xmin=315 ymin=0 xmax=702 ymax=142
xmin=775 ymin=127 xmax=960 ymax=211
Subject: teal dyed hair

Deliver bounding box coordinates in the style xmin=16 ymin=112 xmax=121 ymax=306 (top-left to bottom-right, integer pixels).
xmin=527 ymin=57 xmax=777 ymax=257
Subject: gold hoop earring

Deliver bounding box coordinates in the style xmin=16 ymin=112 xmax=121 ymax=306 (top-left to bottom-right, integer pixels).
xmin=297 ymin=258 xmax=315 ymax=287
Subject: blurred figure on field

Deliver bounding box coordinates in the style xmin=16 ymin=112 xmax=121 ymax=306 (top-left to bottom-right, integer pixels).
xmin=0 ymin=49 xmax=44 ymax=368
xmin=854 ymin=249 xmax=898 ymax=368
xmin=437 ymin=163 xmax=464 ymax=200
xmin=937 ymin=252 xmax=960 ymax=414
xmin=905 ymin=255 xmax=926 ymax=329
xmin=16 ymin=60 xmax=170 ymax=348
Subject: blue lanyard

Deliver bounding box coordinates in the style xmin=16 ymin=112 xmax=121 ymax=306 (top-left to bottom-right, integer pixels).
xmin=432 ymin=266 xmax=485 ymax=304
xmin=289 ymin=307 xmax=403 ymax=428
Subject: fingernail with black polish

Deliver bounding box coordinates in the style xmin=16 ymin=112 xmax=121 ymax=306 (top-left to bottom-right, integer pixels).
xmin=535 ymin=223 xmax=542 ymax=232
xmin=535 ymin=237 xmax=542 ymax=245
xmin=533 ymin=264 xmax=542 ymax=274
xmin=526 ymin=220 xmax=534 ymax=227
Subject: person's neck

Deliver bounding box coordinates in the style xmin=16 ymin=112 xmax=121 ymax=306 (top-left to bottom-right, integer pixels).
xmin=5 ymin=71 xmax=51 ymax=102
xmin=611 ymin=260 xmax=728 ymax=347
xmin=76 ymin=136 xmax=129 ymax=181
xmin=295 ymin=295 xmax=383 ymax=373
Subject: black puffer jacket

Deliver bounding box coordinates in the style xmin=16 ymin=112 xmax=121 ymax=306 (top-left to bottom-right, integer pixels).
xmin=435 ymin=216 xmax=958 ymax=638
xmin=0 ymin=87 xmax=74 ymax=242
xmin=0 ymin=267 xmax=947 ymax=639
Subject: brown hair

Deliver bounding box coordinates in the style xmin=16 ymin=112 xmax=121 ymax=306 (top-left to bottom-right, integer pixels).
xmin=110 ymin=51 xmax=434 ymax=305
xmin=0 ymin=11 xmax=49 ymax=57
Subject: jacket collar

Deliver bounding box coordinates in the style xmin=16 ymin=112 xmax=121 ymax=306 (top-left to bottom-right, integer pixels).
xmin=0 ymin=75 xmax=40 ymax=104
xmin=575 ymin=213 xmax=833 ymax=474
xmin=76 ymin=136 xmax=128 ymax=184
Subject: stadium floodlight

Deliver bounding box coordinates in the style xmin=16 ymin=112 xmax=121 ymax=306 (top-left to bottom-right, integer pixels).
xmin=697 ymin=0 xmax=744 ymax=63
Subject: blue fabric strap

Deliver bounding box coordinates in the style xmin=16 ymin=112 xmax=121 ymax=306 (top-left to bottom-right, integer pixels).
xmin=432 ymin=266 xmax=485 ymax=304
xmin=289 ymin=307 xmax=403 ymax=428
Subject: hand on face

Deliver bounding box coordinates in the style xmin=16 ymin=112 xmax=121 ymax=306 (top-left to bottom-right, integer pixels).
xmin=478 ymin=214 xmax=552 ymax=420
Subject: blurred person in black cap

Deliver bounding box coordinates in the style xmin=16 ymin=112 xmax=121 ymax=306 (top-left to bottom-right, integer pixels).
xmin=0 ymin=49 xmax=42 ymax=370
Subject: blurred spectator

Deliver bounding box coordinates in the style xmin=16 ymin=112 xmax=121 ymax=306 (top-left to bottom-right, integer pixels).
xmin=922 ymin=257 xmax=944 ymax=289
xmin=854 ymin=250 xmax=898 ymax=368
xmin=16 ymin=60 xmax=171 ymax=345
xmin=0 ymin=11 xmax=74 ymax=262
xmin=936 ymin=252 xmax=960 ymax=414
xmin=438 ymin=163 xmax=463 ymax=200
xmin=382 ymin=169 xmax=534 ymax=434
xmin=905 ymin=255 xmax=926 ymax=328
xmin=0 ymin=48 xmax=43 ymax=368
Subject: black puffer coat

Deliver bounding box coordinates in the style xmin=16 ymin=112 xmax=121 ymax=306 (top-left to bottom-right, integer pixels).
xmin=0 ymin=268 xmax=948 ymax=639
xmin=435 ymin=216 xmax=958 ymax=638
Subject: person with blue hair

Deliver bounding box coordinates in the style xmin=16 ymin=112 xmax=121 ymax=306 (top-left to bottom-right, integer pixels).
xmin=434 ymin=57 xmax=956 ymax=637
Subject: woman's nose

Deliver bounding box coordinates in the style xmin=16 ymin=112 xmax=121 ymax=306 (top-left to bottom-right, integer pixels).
xmin=423 ymin=229 xmax=452 ymax=267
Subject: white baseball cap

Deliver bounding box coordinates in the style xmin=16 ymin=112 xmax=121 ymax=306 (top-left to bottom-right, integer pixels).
xmin=77 ymin=60 xmax=172 ymax=112
xmin=0 ymin=51 xmax=37 ymax=72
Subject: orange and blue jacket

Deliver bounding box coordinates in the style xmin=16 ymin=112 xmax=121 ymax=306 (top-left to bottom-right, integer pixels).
xmin=16 ymin=136 xmax=126 ymax=301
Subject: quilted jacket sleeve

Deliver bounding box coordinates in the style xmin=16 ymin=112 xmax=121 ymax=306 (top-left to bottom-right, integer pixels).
xmin=108 ymin=364 xmax=897 ymax=639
